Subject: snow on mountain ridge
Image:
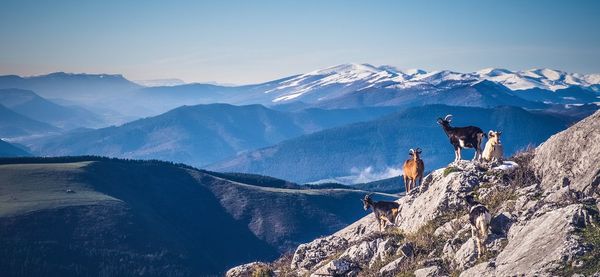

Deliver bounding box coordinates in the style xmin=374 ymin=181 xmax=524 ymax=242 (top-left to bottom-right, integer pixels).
xmin=262 ymin=64 xmax=599 ymax=103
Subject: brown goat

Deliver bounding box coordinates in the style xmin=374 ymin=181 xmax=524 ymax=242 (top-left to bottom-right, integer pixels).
xmin=402 ymin=148 xmax=425 ymax=193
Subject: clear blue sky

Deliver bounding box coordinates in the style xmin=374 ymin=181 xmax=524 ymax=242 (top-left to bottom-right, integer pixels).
xmin=1 ymin=0 xmax=599 ymax=84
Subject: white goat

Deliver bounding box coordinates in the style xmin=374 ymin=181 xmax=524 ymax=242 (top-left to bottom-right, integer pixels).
xmin=482 ymin=130 xmax=503 ymax=162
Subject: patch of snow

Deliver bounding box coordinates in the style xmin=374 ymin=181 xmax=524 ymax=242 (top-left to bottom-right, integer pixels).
xmin=493 ymin=161 xmax=519 ymax=171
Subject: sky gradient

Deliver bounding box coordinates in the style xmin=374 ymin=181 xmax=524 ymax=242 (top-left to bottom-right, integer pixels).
xmin=1 ymin=0 xmax=599 ymax=84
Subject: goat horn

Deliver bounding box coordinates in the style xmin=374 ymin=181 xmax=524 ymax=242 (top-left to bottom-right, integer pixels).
xmin=416 ymin=148 xmax=422 ymax=153
xmin=409 ymin=148 xmax=414 ymax=154
xmin=444 ymin=114 xmax=453 ymax=121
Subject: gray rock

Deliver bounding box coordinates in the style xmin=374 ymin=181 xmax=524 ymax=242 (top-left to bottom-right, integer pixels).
xmin=461 ymin=204 xmax=587 ymax=276
xmin=453 ymin=238 xmax=478 ymax=270
xmin=311 ymin=258 xmax=359 ymax=277
xmin=532 ymin=110 xmax=600 ymax=197
xmin=340 ymin=239 xmax=376 ymax=263
xmin=369 ymin=238 xmax=398 ymax=266
xmin=490 ymin=212 xmax=514 ymax=236
xmin=414 ymin=265 xmax=443 ymax=277
xmin=290 ymin=236 xmax=348 ymax=273
xmin=378 ymin=256 xmax=405 ymax=276
xmin=226 ymin=262 xmax=271 ymax=277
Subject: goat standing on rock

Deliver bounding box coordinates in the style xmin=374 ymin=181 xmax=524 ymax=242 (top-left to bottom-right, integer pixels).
xmin=482 ymin=130 xmax=503 ymax=162
xmin=362 ymin=194 xmax=400 ymax=232
xmin=465 ymin=192 xmax=491 ymax=259
xmin=437 ymin=114 xmax=486 ymax=162
xmin=403 ymin=148 xmax=424 ymax=193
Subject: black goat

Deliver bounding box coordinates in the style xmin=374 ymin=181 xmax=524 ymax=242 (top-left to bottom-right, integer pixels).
xmin=465 ymin=193 xmax=491 ymax=258
xmin=437 ymin=114 xmax=486 ymax=162
xmin=362 ymin=194 xmax=400 ymax=232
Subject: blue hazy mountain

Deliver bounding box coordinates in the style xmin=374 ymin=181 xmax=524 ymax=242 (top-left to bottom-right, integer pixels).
xmin=0 ymin=156 xmax=393 ymax=276
xmin=0 ymin=140 xmax=29 ymax=157
xmin=0 ymin=89 xmax=105 ymax=129
xmin=27 ymin=104 xmax=397 ymax=166
xmin=0 ymin=103 xmax=60 ymax=138
xmin=0 ymin=72 xmax=141 ymax=101
xmin=208 ymin=105 xmax=581 ymax=183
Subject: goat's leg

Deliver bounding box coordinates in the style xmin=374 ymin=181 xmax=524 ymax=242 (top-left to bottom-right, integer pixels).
xmin=457 ymin=148 xmax=462 ymax=161
xmin=382 ymin=217 xmax=394 ymax=228
xmin=475 ymin=237 xmax=482 ymax=259
xmin=380 ymin=219 xmax=387 ymax=232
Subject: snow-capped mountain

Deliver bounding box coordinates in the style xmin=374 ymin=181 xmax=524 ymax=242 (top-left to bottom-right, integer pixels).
xmin=264 ymin=63 xmax=403 ymax=103
xmin=258 ymin=63 xmax=600 ymax=106
xmin=475 ymin=68 xmax=600 ymax=91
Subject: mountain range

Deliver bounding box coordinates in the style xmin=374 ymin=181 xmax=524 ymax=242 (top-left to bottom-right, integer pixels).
xmin=0 ymin=88 xmax=104 ymax=129
xmin=25 ymin=104 xmax=398 ymax=167
xmin=0 ymin=140 xmax=29 ymax=157
xmin=3 ymin=64 xmax=598 ymax=120
xmin=0 ymin=103 xmax=59 ymax=138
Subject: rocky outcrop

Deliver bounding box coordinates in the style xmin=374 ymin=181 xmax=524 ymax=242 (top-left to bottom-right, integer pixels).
xmin=532 ymin=109 xmax=600 ymax=197
xmin=461 ymin=204 xmax=590 ymax=276
xmin=228 ymin=110 xmax=600 ymax=276
xmin=226 ymin=262 xmax=272 ymax=277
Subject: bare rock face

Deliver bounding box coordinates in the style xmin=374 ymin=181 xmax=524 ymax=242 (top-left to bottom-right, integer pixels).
xmin=310 ymin=258 xmax=359 ymax=277
xmin=453 ymin=238 xmax=478 ymax=271
xmin=226 ymin=262 xmax=272 ymax=277
xmin=290 ymin=236 xmax=348 ymax=274
xmin=532 ymin=110 xmax=600 ymax=197
xmin=378 ymin=256 xmax=406 ymax=275
xmin=414 ymin=265 xmax=444 ymax=277
xmin=461 ymin=204 xmax=588 ymax=276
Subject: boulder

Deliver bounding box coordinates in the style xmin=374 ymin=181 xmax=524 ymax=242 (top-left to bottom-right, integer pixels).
xmin=290 ymin=236 xmax=348 ymax=273
xmin=226 ymin=262 xmax=272 ymax=277
xmin=414 ymin=265 xmax=443 ymax=277
xmin=461 ymin=204 xmax=588 ymax=276
xmin=490 ymin=212 xmax=514 ymax=236
xmin=378 ymin=256 xmax=405 ymax=276
xmin=532 ymin=110 xmax=600 ymax=197
xmin=311 ymin=258 xmax=359 ymax=277
xmin=368 ymin=238 xmax=399 ymax=266
xmin=453 ymin=238 xmax=478 ymax=270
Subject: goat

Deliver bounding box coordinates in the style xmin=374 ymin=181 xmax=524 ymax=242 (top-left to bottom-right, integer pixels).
xmin=362 ymin=194 xmax=400 ymax=232
xmin=402 ymin=148 xmax=425 ymax=193
xmin=465 ymin=193 xmax=491 ymax=259
xmin=482 ymin=130 xmax=503 ymax=162
xmin=437 ymin=114 xmax=486 ymax=162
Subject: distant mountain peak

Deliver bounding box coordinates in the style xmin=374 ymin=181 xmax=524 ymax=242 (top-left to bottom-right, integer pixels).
xmin=307 ymin=63 xmax=383 ymax=76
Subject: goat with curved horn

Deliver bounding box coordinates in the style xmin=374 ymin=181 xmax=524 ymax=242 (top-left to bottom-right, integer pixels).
xmin=437 ymin=114 xmax=486 ymax=162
